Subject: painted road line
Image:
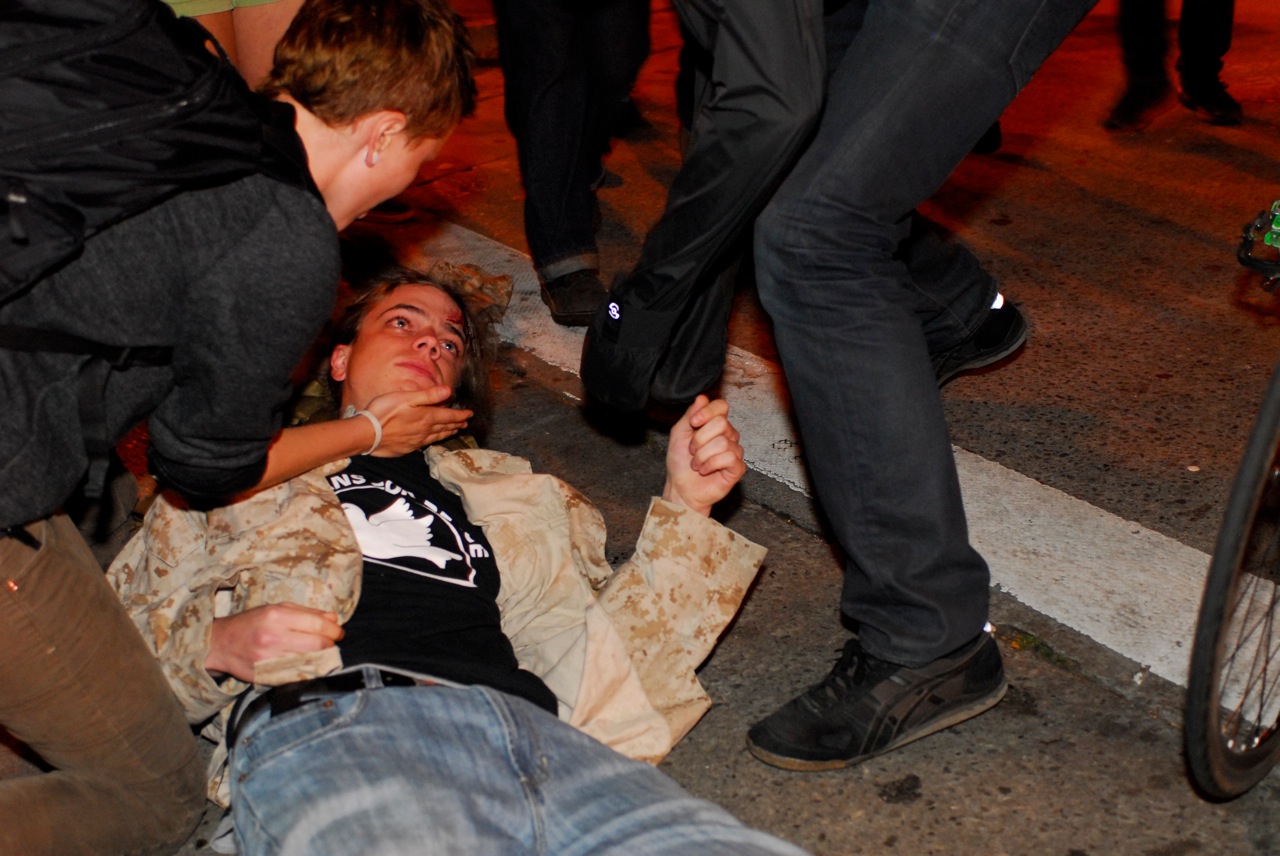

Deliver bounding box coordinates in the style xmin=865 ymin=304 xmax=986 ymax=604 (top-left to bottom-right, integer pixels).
xmin=421 ymin=221 xmax=1210 ymax=689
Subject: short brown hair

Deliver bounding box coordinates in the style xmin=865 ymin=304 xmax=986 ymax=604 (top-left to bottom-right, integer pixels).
xmin=261 ymin=0 xmax=476 ymax=139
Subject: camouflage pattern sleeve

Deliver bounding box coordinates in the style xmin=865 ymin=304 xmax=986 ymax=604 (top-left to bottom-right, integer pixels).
xmin=206 ymin=465 xmax=363 ymax=685
xmin=107 ymin=494 xmax=245 ymax=725
xmin=109 ymin=463 xmax=364 ymax=806
xmin=595 ymin=498 xmax=767 ymax=747
xmin=107 ymin=464 xmax=362 ymax=722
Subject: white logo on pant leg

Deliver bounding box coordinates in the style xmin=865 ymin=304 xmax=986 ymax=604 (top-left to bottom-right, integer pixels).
xmin=608 ymin=302 xmax=621 ymax=320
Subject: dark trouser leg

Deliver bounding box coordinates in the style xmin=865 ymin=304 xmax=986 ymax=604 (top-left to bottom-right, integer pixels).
xmin=494 ymin=0 xmax=648 ymax=279
xmin=587 ymin=0 xmax=651 ymax=152
xmin=494 ymin=0 xmax=597 ymax=278
xmin=1117 ymin=0 xmax=1169 ymax=88
xmin=827 ymin=0 xmax=998 ymax=351
xmin=630 ymin=0 xmax=823 ymax=296
xmin=903 ymin=215 xmax=1000 ymax=352
xmin=580 ymin=0 xmax=825 ymax=410
xmin=754 ymin=0 xmax=1096 ymax=666
xmin=0 ymin=515 xmax=204 ymax=856
xmin=1176 ymin=0 xmax=1234 ymax=83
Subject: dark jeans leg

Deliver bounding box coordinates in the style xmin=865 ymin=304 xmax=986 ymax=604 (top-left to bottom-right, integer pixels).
xmin=1117 ymin=0 xmax=1169 ymax=89
xmin=1176 ymin=0 xmax=1234 ymax=83
xmin=0 ymin=515 xmax=205 ymax=856
xmin=587 ymin=0 xmax=651 ymax=148
xmin=903 ymin=214 xmax=999 ymax=352
xmin=829 ymin=0 xmax=997 ymax=351
xmin=754 ymin=0 xmax=1096 ymax=666
xmin=626 ymin=0 xmax=823 ymax=304
xmin=494 ymin=0 xmax=648 ymax=279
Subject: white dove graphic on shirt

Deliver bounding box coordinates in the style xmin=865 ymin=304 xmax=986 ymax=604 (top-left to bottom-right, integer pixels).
xmin=342 ymin=498 xmax=465 ymax=569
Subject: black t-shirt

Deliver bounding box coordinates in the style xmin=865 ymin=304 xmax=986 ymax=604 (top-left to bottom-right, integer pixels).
xmin=328 ymin=453 xmax=556 ymax=713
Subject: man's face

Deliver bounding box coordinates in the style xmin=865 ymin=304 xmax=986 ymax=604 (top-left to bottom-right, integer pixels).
xmin=330 ymin=284 xmax=467 ymax=410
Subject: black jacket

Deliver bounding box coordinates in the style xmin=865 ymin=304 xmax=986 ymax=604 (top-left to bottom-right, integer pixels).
xmin=0 ymin=171 xmax=337 ymax=528
xmin=580 ymin=0 xmax=825 ymax=411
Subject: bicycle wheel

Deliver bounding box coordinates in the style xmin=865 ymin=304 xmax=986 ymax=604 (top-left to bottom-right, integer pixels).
xmin=1186 ymin=360 xmax=1280 ymax=799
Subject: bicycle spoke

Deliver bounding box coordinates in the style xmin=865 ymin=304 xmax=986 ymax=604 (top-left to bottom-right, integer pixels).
xmin=1217 ymin=464 xmax=1280 ymax=752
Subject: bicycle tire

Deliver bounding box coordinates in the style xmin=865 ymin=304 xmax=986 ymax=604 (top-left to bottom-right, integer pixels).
xmin=1186 ymin=360 xmax=1280 ymax=799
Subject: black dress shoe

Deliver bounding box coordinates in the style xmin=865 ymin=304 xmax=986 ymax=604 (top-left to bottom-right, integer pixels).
xmin=1178 ymin=78 xmax=1243 ymax=126
xmin=1102 ymin=81 xmax=1172 ymax=131
xmin=540 ymin=269 xmax=607 ymax=327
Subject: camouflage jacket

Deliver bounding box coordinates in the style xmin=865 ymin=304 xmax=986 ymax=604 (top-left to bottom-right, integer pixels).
xmin=109 ymin=445 xmax=766 ymax=805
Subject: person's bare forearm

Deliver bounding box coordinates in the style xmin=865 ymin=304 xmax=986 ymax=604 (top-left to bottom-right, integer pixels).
xmin=251 ymin=419 xmax=375 ymax=493
xmin=247 ymin=388 xmax=472 ymax=494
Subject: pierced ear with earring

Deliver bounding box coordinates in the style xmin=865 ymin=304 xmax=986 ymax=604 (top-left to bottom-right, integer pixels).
xmin=366 ymin=146 xmax=380 ymax=167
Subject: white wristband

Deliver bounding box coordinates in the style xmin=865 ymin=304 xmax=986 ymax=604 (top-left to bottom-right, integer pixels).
xmin=348 ymin=408 xmax=383 ymax=455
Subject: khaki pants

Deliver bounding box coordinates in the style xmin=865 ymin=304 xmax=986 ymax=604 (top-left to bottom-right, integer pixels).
xmin=0 ymin=514 xmax=205 ymax=855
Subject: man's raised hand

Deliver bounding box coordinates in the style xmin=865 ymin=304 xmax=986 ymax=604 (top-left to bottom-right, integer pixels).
xmin=661 ymin=395 xmax=746 ymax=517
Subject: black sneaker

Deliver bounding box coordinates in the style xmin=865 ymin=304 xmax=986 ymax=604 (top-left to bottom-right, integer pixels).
xmin=1102 ymin=81 xmax=1172 ymax=131
xmin=932 ymin=301 xmax=1028 ymax=386
xmin=540 ymin=269 xmax=607 ymax=327
xmin=746 ymin=632 xmax=1007 ymax=771
xmin=1178 ymin=78 xmax=1243 ymax=126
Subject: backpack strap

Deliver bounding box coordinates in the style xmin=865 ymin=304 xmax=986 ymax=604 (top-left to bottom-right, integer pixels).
xmin=0 ymin=326 xmax=173 ymax=366
xmin=0 ymin=325 xmax=172 ymax=498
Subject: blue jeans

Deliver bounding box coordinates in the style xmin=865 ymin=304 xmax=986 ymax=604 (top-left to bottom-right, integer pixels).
xmin=754 ymin=0 xmax=1097 ymax=666
xmin=229 ymin=670 xmax=808 ymax=856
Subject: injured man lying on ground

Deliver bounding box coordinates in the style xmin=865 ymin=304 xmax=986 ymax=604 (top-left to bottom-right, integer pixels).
xmin=108 ymin=264 xmax=806 ymax=855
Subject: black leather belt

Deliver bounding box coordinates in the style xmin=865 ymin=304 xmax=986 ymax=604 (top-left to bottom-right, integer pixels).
xmin=226 ymin=668 xmax=430 ymax=748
